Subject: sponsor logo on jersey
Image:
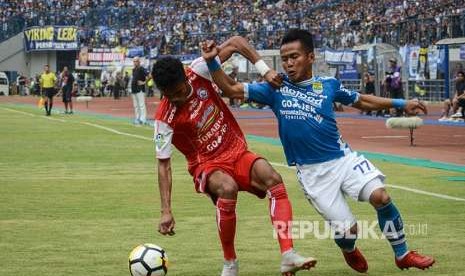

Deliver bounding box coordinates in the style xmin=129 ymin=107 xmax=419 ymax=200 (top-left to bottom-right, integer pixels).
xmin=197 ymin=87 xmax=208 ymax=100
xmin=279 ymin=85 xmax=323 ymax=108
xmin=197 ymin=111 xmax=226 ymax=145
xmin=312 ymin=81 xmax=323 ymax=94
xmin=189 ymin=100 xmax=204 ymax=120
xmin=206 ymin=126 xmax=227 ymax=152
xmin=188 ymin=98 xmax=200 ymax=112
xmin=197 ymin=105 xmax=220 ymax=134
xmin=166 ymin=106 xmax=177 ymax=124
xmin=155 ymin=133 xmax=166 ymax=151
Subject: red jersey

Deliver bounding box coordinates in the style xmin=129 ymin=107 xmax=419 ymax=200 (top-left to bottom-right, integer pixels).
xmin=154 ymin=58 xmax=248 ymax=175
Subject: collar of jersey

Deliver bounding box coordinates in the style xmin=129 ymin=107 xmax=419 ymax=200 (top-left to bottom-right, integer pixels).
xmin=282 ymin=76 xmax=316 ymax=89
xmin=295 ymin=77 xmax=316 ymax=87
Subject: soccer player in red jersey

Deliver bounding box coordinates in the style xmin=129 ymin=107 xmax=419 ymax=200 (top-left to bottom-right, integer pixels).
xmin=152 ymin=36 xmax=316 ymax=276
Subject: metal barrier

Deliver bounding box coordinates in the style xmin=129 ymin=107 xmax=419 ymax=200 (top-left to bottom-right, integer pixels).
xmin=341 ymin=79 xmax=452 ymax=102
xmin=406 ymin=80 xmax=448 ymax=102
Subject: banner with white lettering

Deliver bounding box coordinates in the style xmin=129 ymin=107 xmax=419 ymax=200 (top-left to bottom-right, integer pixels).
xmin=23 ymin=26 xmax=79 ymax=52
xmin=324 ymin=49 xmax=356 ymax=65
xmin=77 ymin=47 xmax=126 ymax=67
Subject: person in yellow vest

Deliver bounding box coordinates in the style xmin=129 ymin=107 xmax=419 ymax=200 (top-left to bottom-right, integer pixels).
xmin=147 ymin=75 xmax=154 ymax=97
xmin=40 ymin=64 xmax=58 ymax=116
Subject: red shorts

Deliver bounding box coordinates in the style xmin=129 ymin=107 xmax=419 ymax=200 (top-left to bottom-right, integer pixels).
xmin=193 ymin=151 xmax=266 ymax=199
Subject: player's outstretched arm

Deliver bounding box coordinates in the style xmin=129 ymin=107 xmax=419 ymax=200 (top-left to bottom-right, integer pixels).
xmin=215 ymin=37 xmax=282 ymax=88
xmin=216 ymin=36 xmax=260 ymax=64
xmin=157 ymin=158 xmax=175 ymax=236
xmin=353 ymin=94 xmax=428 ymax=115
xmin=201 ymin=40 xmax=245 ymax=99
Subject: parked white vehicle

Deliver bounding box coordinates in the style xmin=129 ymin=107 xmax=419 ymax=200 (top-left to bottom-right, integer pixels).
xmin=0 ymin=72 xmax=9 ymax=96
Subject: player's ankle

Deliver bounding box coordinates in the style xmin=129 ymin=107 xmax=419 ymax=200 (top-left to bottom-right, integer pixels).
xmin=282 ymin=248 xmax=294 ymax=255
xmin=395 ymin=251 xmax=409 ymax=260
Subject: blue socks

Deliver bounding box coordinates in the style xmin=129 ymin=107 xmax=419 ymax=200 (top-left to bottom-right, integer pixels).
xmin=377 ymin=201 xmax=408 ymax=258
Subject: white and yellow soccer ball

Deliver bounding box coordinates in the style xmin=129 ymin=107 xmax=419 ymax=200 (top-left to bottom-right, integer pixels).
xmin=129 ymin=244 xmax=168 ymax=276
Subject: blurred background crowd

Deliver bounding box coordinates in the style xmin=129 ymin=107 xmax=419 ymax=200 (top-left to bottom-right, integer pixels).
xmin=1 ymin=0 xmax=465 ymax=54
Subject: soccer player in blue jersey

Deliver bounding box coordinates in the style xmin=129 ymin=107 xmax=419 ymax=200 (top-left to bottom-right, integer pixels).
xmin=200 ymin=29 xmax=435 ymax=273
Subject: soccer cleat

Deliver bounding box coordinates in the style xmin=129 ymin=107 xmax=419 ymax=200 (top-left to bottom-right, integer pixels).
xmin=451 ymin=112 xmax=463 ymax=119
xmin=280 ymin=249 xmax=317 ymax=275
xmin=342 ymin=247 xmax=368 ymax=273
xmin=395 ymin=251 xmax=435 ymax=270
xmin=438 ymin=116 xmax=449 ymax=122
xmin=221 ymin=260 xmax=238 ymax=276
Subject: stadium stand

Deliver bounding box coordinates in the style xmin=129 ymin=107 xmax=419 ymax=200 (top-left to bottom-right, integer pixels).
xmin=1 ymin=0 xmax=464 ymax=54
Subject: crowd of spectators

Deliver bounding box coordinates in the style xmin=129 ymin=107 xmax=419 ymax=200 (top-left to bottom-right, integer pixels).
xmin=1 ymin=0 xmax=465 ymax=55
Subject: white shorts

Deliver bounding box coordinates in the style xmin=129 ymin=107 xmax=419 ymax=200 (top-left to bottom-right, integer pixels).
xmin=296 ymin=152 xmax=385 ymax=233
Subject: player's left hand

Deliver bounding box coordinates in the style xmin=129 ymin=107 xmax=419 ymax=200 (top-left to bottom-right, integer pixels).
xmin=264 ymin=70 xmax=283 ymax=88
xmin=200 ymin=40 xmax=219 ymax=62
xmin=404 ymin=99 xmax=427 ymax=115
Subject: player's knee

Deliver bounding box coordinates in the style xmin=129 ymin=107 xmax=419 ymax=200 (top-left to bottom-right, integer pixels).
xmin=216 ymin=182 xmax=238 ymax=199
xmin=264 ymin=170 xmax=283 ymax=188
xmin=369 ymin=188 xmax=391 ymax=208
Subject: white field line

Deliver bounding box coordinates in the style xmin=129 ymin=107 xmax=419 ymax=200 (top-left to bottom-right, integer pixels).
xmin=1 ymin=107 xmax=151 ymax=141
xmin=1 ymin=107 xmax=37 ymax=117
xmin=4 ymin=107 xmax=464 ymax=202
xmin=45 ymin=116 xmax=66 ymax=122
xmin=81 ymin=122 xmax=152 ymax=141
xmin=1 ymin=107 xmax=66 ymax=122
xmin=269 ymin=162 xmax=465 ymax=202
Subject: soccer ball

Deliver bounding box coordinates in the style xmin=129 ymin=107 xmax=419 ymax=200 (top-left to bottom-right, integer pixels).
xmin=129 ymin=243 xmax=168 ymax=276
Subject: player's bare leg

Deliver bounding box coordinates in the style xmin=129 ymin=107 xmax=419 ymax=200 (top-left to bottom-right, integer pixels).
xmin=250 ymin=159 xmax=317 ymax=274
xmin=370 ymin=187 xmax=435 ymax=270
xmin=207 ymin=170 xmax=239 ymax=276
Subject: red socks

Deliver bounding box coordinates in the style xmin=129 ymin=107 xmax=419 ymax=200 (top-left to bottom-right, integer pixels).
xmin=216 ymin=198 xmax=237 ymax=261
xmin=215 ymin=183 xmax=293 ymax=260
xmin=268 ymin=183 xmax=294 ymax=253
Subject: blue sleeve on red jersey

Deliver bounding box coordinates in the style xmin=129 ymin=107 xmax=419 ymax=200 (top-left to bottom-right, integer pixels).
xmin=245 ymin=82 xmax=276 ymax=106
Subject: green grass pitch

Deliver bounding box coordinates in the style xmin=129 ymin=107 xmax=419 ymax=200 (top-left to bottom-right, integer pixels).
xmin=1 ymin=104 xmax=465 ymax=275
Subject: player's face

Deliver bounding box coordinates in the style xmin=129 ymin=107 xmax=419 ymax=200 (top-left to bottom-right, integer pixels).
xmin=280 ymin=41 xmax=314 ymax=82
xmin=162 ymin=80 xmax=191 ymax=107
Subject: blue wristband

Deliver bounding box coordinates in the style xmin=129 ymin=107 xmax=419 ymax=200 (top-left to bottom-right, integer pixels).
xmin=206 ymin=58 xmax=221 ymax=72
xmin=392 ymin=99 xmax=406 ymax=109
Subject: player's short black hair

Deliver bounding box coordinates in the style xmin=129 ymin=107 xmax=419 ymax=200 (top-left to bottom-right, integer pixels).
xmin=151 ymin=56 xmax=186 ymax=91
xmin=457 ymin=71 xmax=465 ymax=77
xmin=281 ymin=29 xmax=314 ymax=53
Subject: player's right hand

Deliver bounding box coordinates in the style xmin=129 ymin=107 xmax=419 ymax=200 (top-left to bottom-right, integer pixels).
xmin=200 ymin=40 xmax=219 ymax=62
xmin=405 ymin=99 xmax=428 ymax=115
xmin=264 ymin=70 xmax=283 ymax=88
xmin=158 ymin=212 xmax=175 ymax=236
